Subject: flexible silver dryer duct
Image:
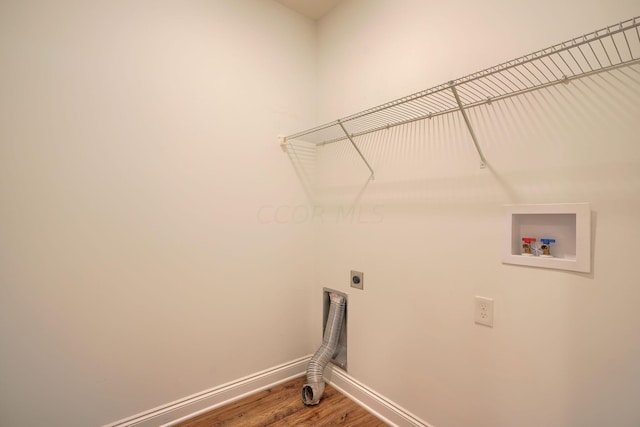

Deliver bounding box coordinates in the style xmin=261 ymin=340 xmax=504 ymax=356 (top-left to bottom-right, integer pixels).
xmin=302 ymin=292 xmax=346 ymax=405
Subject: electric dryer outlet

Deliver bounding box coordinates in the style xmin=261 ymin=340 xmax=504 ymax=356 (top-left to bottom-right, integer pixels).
xmin=350 ymin=270 xmax=363 ymax=290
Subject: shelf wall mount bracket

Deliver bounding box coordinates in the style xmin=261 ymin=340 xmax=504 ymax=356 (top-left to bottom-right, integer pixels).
xmin=278 ymin=135 xmax=288 ymax=152
xmin=337 ymin=120 xmax=375 ymax=181
xmin=449 ymin=81 xmax=487 ymax=169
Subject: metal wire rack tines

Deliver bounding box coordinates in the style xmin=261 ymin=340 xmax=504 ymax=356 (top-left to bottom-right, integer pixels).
xmin=453 ymin=16 xmax=640 ymax=106
xmin=286 ymin=16 xmax=640 ymax=146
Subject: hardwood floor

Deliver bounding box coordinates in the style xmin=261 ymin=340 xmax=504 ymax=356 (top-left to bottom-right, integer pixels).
xmin=175 ymin=375 xmax=388 ymax=426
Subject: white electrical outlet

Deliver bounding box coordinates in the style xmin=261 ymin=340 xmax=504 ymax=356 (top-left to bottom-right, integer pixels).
xmin=474 ymin=296 xmax=494 ymax=327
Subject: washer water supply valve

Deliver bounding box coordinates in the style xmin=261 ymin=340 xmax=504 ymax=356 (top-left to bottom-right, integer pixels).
xmin=522 ymin=237 xmax=536 ymax=256
xmin=540 ymin=238 xmax=556 ymax=257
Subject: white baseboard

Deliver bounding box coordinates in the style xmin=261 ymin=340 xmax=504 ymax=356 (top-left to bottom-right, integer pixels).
xmin=325 ymin=366 xmax=433 ymax=427
xmin=104 ymin=355 xmax=311 ymax=427
xmin=105 ymin=356 xmax=432 ymax=427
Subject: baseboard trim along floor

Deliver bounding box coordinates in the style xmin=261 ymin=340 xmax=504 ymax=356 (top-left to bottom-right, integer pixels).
xmin=105 ymin=356 xmax=432 ymax=427
xmin=104 ymin=356 xmax=311 ymax=427
xmin=325 ymin=366 xmax=433 ymax=427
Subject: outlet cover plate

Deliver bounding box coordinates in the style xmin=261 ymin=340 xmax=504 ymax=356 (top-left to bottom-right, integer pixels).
xmin=475 ymin=296 xmax=494 ymax=327
xmin=350 ymin=270 xmax=363 ymax=290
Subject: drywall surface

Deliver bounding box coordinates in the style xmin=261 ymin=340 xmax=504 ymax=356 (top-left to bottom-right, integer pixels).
xmin=315 ymin=1 xmax=640 ymax=426
xmin=0 ymin=1 xmax=316 ymax=426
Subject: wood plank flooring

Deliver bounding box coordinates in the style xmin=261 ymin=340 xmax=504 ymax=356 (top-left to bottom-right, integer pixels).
xmin=175 ymin=375 xmax=388 ymax=427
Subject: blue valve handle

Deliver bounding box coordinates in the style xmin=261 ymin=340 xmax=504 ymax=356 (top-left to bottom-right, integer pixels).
xmin=541 ymin=238 xmax=556 ymax=244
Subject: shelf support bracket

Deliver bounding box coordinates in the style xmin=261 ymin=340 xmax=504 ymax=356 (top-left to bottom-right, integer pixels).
xmin=449 ymin=82 xmax=487 ymax=169
xmin=278 ymin=135 xmax=288 ymax=152
xmin=337 ymin=120 xmax=375 ymax=180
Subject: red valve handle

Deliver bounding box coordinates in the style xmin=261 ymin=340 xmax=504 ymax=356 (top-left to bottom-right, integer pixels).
xmin=522 ymin=237 xmax=536 ymax=243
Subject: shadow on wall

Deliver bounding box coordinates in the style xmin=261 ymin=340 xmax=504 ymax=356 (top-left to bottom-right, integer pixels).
xmin=283 ymin=65 xmax=640 ymax=215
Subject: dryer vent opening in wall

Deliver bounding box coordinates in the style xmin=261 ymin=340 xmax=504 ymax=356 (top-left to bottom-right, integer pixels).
xmin=323 ymin=288 xmax=347 ymax=369
xmin=301 ymin=289 xmax=347 ymax=406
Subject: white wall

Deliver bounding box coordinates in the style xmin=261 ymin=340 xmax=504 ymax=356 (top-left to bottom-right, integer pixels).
xmin=315 ymin=1 xmax=640 ymax=427
xmin=0 ymin=1 xmax=317 ymax=426
xmin=3 ymin=1 xmax=639 ymax=426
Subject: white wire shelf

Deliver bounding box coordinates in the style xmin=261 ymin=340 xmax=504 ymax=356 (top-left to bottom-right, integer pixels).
xmin=282 ymin=16 xmax=640 ymax=172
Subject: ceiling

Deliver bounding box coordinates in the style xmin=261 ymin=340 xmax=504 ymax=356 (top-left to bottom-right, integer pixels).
xmin=273 ymin=0 xmax=344 ymax=20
